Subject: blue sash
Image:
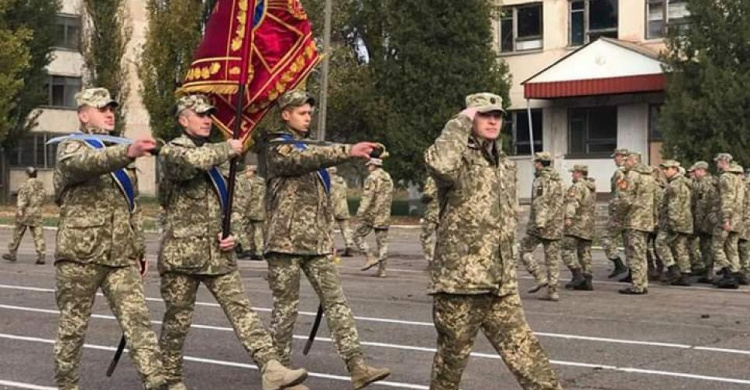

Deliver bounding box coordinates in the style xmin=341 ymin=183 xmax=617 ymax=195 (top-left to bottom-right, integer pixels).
xmin=278 ymin=134 xmax=331 ymax=195
xmin=207 ymin=167 xmax=229 ymax=213
xmin=80 ymin=138 xmax=136 ymax=213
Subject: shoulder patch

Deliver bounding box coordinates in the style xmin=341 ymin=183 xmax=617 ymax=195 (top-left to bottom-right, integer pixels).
xmin=277 ymin=144 xmax=294 ymax=156
xmin=618 ymin=178 xmax=628 ymax=191
xmin=63 ymin=141 xmax=83 ymax=155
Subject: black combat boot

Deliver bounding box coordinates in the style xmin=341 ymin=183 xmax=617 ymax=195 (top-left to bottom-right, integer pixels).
xmin=618 ymin=286 xmax=648 ymax=295
xmin=341 ymin=247 xmax=354 ymax=257
xmin=574 ymin=274 xmax=594 ymax=291
xmin=608 ymin=256 xmax=628 ymax=278
xmin=733 ymin=272 xmax=748 ymax=286
xmin=715 ymin=268 xmax=739 ymax=289
xmin=565 ymin=269 xmax=584 ymax=289
xmin=672 ymin=273 xmax=692 ymax=286
xmin=665 ymin=265 xmax=681 ymax=285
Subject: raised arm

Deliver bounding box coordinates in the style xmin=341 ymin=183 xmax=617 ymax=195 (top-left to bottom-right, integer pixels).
xmin=159 ymin=142 xmax=236 ymax=182
xmin=266 ymin=142 xmax=352 ymax=177
xmin=425 ymin=115 xmax=472 ymax=186
xmin=57 ymin=141 xmax=134 ymax=183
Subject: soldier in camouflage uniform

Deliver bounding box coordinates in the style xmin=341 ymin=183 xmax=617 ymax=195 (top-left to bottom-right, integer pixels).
xmin=329 ymin=166 xmax=356 ymax=256
xmin=712 ymin=153 xmax=745 ymax=289
xmin=157 ymin=94 xmax=308 ymax=390
xmin=425 ymin=92 xmax=562 ymax=390
xmin=354 ymin=158 xmax=395 ymax=277
xmin=562 ymin=165 xmax=596 ymax=291
xmin=53 ymin=88 xmax=167 ymax=390
xmin=263 ymin=90 xmax=390 ymax=390
xmin=602 ymin=149 xmax=629 ymax=278
xmin=420 ymin=176 xmax=439 ymax=266
xmin=656 ymin=160 xmax=694 ymax=286
xmin=646 ymin=167 xmax=667 ymax=282
xmin=690 ymin=161 xmax=717 ymax=282
xmin=246 ymin=165 xmax=267 ymax=260
xmin=618 ymin=152 xmax=657 ymax=295
xmin=519 ymin=152 xmax=565 ymax=302
xmin=738 ymin=169 xmax=750 ymax=285
xmin=3 ymin=167 xmax=46 ymax=264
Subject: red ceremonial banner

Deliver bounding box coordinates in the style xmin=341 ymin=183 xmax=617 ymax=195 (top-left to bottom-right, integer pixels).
xmin=179 ymin=0 xmax=321 ymax=149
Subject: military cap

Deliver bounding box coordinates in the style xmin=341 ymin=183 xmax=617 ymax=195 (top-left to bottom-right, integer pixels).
xmin=176 ymin=94 xmax=216 ymax=116
xmin=689 ymin=161 xmax=709 ymax=172
xmin=366 ymin=158 xmax=383 ymax=167
xmin=465 ymin=92 xmax=505 ymax=114
xmin=659 ymin=160 xmax=681 ymax=169
xmin=627 ymin=151 xmax=642 ymax=159
xmin=568 ymin=164 xmax=589 ymax=173
xmin=278 ymin=90 xmax=315 ymax=111
xmin=327 ymin=166 xmax=338 ymax=174
xmin=714 ymin=153 xmax=733 ymax=162
xmin=610 ymin=148 xmax=629 ymax=157
xmin=248 ymin=164 xmax=258 ymax=172
xmin=75 ymin=88 xmax=118 ymax=109
xmin=533 ymin=151 xmax=553 ymax=163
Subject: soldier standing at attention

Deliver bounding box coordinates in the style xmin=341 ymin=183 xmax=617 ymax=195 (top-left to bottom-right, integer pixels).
xmin=53 ymin=88 xmax=167 ymax=390
xmin=263 ymin=90 xmax=391 ymax=390
xmin=689 ymin=161 xmax=716 ymax=283
xmin=158 ymin=94 xmax=308 ymax=390
xmin=519 ymin=152 xmax=565 ymax=302
xmin=712 ymin=153 xmax=745 ymax=289
xmin=3 ymin=167 xmax=46 ymax=264
xmin=656 ymin=160 xmax=694 ymax=286
xmin=354 ymin=157 xmax=395 ymax=277
xmin=425 ymin=92 xmax=562 ymax=390
xmin=420 ymin=176 xmax=440 ymax=267
xmin=329 ymin=166 xmax=356 ymax=257
xmin=602 ymin=149 xmax=629 ymax=278
xmin=562 ymin=165 xmax=596 ymax=291
xmin=247 ymin=165 xmax=267 ymax=260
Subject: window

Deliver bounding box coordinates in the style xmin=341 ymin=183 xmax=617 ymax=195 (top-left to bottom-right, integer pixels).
xmin=646 ymin=0 xmax=690 ymax=39
xmin=55 ymin=14 xmax=81 ymax=51
xmin=649 ymin=104 xmax=663 ymax=141
xmin=506 ymin=110 xmax=543 ymax=155
xmin=7 ymin=132 xmax=63 ymax=169
xmin=500 ymin=3 xmax=543 ymax=53
xmin=568 ymin=106 xmax=617 ymax=156
xmin=46 ymin=76 xmax=82 ymax=108
xmin=569 ymin=0 xmax=618 ymax=46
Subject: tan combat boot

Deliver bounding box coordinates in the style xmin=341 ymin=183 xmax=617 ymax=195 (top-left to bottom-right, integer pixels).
xmin=261 ymin=360 xmax=308 ymax=390
xmin=540 ymin=286 xmax=559 ymax=302
xmin=360 ymin=253 xmax=381 ymax=271
xmin=2 ymin=252 xmax=16 ymax=262
xmin=346 ymin=356 xmax=390 ymax=390
xmin=527 ymin=270 xmax=548 ymax=294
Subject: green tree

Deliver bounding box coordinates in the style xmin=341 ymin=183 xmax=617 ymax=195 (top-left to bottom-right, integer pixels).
xmin=82 ymin=0 xmax=132 ymax=134
xmin=0 ymin=0 xmax=32 ymax=141
xmin=660 ymin=0 xmax=750 ymax=167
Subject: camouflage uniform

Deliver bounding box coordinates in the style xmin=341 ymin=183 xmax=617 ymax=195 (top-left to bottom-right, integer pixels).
xmin=53 ymin=88 xmax=166 ymax=390
xmin=425 ymin=93 xmax=561 ymax=390
xmin=602 ymin=149 xmax=629 ymax=263
xmin=329 ymin=167 xmax=355 ymax=252
xmin=248 ymin=172 xmax=267 ymax=256
xmin=739 ymin=177 xmax=750 ymax=279
xmin=353 ymin=161 xmax=394 ymax=275
xmin=562 ymin=171 xmax=596 ymax=278
xmin=655 ymin=163 xmax=694 ymax=275
xmin=691 ymin=165 xmax=717 ymax=275
xmin=6 ymin=175 xmax=46 ymax=262
xmin=420 ymin=176 xmax=439 ymax=265
xmin=233 ymin=171 xmax=254 ymax=251
xmin=712 ymin=162 xmax=745 ymax=275
xmin=619 ymin=159 xmax=657 ymax=294
xmin=649 ymin=168 xmax=667 ymax=279
xmin=519 ymin=153 xmax=565 ymax=300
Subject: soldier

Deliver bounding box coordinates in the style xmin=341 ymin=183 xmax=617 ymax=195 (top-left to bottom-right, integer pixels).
xmin=712 ymin=153 xmax=745 ymax=289
xmin=647 ymin=166 xmax=667 ymax=282
xmin=425 ymin=92 xmax=562 ymax=390
xmin=247 ymin=165 xmax=267 ymax=260
xmin=739 ymin=169 xmax=750 ymax=285
xmin=689 ymin=161 xmax=716 ymax=283
xmin=420 ymin=176 xmax=439 ymax=267
xmin=519 ymin=152 xmax=565 ymax=302
xmin=602 ymin=149 xmax=629 ymax=278
xmin=618 ymin=152 xmax=657 ymax=295
xmin=233 ymin=163 xmax=253 ymax=259
xmin=53 ymin=88 xmax=167 ymax=390
xmin=329 ymin=166 xmax=356 ymax=256
xmin=157 ymin=94 xmax=308 ymax=390
xmin=3 ymin=167 xmax=46 ymax=264
xmin=354 ymin=157 xmax=395 ymax=277
xmin=562 ymin=165 xmax=596 ymax=291
xmin=656 ymin=160 xmax=694 ymax=286
xmin=263 ymin=90 xmax=390 ymax=390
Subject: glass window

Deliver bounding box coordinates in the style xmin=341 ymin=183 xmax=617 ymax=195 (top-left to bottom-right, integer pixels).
xmin=54 ymin=14 xmax=81 ymax=51
xmin=47 ymin=76 xmax=82 ymax=108
xmin=646 ymin=0 xmax=690 ymax=39
xmin=569 ymin=0 xmax=619 ymax=46
xmin=649 ymin=104 xmax=663 ymax=141
xmin=8 ymin=133 xmax=63 ymax=169
xmin=499 ymin=3 xmax=543 ymax=53
xmin=507 ymin=110 xmax=543 ymax=156
xmin=568 ymin=107 xmax=618 ymax=156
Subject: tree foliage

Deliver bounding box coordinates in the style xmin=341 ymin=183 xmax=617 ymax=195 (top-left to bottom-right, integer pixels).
xmin=0 ymin=0 xmax=32 ymax=142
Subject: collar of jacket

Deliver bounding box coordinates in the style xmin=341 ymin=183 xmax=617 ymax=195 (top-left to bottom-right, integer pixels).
xmin=467 ymin=134 xmax=501 ymax=165
xmin=79 ymin=125 xmax=110 ymax=135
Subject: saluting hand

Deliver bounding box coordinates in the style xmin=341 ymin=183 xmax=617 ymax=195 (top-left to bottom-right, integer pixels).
xmin=350 ymin=142 xmax=380 ymax=159
xmin=218 ymin=234 xmax=236 ymax=252
xmin=127 ymin=137 xmax=157 ymax=159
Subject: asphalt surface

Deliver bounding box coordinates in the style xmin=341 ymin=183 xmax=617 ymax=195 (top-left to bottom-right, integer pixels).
xmin=1 ymin=227 xmax=749 ymax=390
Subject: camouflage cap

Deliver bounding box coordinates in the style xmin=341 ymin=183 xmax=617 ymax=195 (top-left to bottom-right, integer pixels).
xmin=610 ymin=148 xmax=629 ymax=157
xmin=176 ymin=94 xmax=216 ymax=116
xmin=568 ymin=164 xmax=589 ymax=173
xmin=533 ymin=151 xmax=553 ymax=163
xmin=465 ymin=93 xmax=505 ymax=114
xmin=366 ymin=158 xmax=383 ymax=167
xmin=714 ymin=153 xmax=733 ymax=162
xmin=627 ymin=151 xmax=642 ymax=159
xmin=689 ymin=161 xmax=709 ymax=172
xmin=659 ymin=160 xmax=681 ymax=169
xmin=75 ymin=88 xmax=118 ymax=109
xmin=278 ymin=90 xmax=315 ymax=111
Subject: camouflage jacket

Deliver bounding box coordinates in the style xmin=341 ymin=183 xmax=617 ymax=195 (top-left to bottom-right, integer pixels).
xmin=356 ymin=168 xmax=394 ymax=228
xmin=425 ymin=115 xmax=518 ymax=297
xmin=264 ymin=128 xmax=354 ymax=256
xmin=718 ymin=164 xmax=745 ymax=233
xmin=248 ymin=175 xmax=266 ymax=221
xmin=157 ymin=134 xmax=241 ymax=275
xmin=608 ymin=167 xmax=626 ymax=225
xmin=53 ymin=138 xmax=145 ymax=267
xmin=653 ymin=174 xmax=667 ymax=230
xmin=660 ymin=173 xmax=693 ymax=234
xmin=692 ymin=175 xmax=718 ymax=234
xmin=16 ymin=178 xmax=45 ymax=226
xmin=742 ymin=179 xmax=750 ymax=240
xmin=527 ymin=167 xmax=565 ymax=240
xmin=564 ymin=177 xmax=596 ymax=240
xmin=620 ymin=163 xmax=656 ymax=232
xmin=330 ymin=173 xmax=351 ymax=220
xmin=421 ymin=176 xmax=439 ymax=223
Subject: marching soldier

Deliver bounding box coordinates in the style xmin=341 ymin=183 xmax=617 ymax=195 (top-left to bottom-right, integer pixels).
xmin=712 ymin=153 xmax=745 ymax=288
xmin=425 ymin=92 xmax=562 ymax=390
xmin=562 ymin=165 xmax=596 ymax=291
xmin=647 ymin=167 xmax=667 ymax=281
xmin=158 ymin=94 xmax=308 ymax=390
xmin=602 ymin=149 xmax=629 ymax=278
xmin=247 ymin=165 xmax=267 ymax=260
xmin=689 ymin=161 xmax=716 ymax=282
xmin=656 ymin=160 xmax=693 ymax=286
xmin=354 ymin=157 xmax=395 ymax=277
xmin=519 ymin=152 xmax=565 ymax=302
xmin=263 ymin=90 xmax=390 ymax=390
xmin=3 ymin=167 xmax=46 ymax=264
xmin=420 ymin=176 xmax=439 ymax=267
xmin=53 ymin=88 xmax=167 ymax=390
xmin=739 ymin=169 xmax=750 ymax=285
xmin=329 ymin=166 xmax=356 ymax=256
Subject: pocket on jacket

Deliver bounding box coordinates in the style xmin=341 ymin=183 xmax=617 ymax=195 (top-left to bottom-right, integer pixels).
xmin=60 ymin=215 xmax=107 ymax=260
xmin=162 ymin=224 xmax=210 ymax=269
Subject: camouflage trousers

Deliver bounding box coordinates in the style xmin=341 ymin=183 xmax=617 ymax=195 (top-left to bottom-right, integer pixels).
xmin=266 ymin=254 xmax=363 ymax=365
xmin=430 ymin=293 xmax=562 ymax=390
xmin=655 ymin=230 xmax=692 ymax=273
xmin=561 ymin=235 xmax=592 ymax=275
xmin=54 ymin=261 xmax=165 ymax=390
xmin=8 ymin=223 xmax=45 ymax=255
xmin=690 ymin=233 xmax=713 ymax=272
xmin=335 ymin=218 xmax=355 ymax=249
xmin=739 ymin=239 xmax=750 ymax=275
xmin=246 ymin=221 xmax=265 ymax=255
xmin=159 ymin=270 xmax=277 ymax=385
xmin=624 ymin=229 xmax=649 ymax=292
xmin=712 ymin=229 xmax=740 ymax=273
xmin=602 ymin=220 xmax=624 ymax=260
xmin=353 ymin=223 xmax=389 ymax=271
xmin=420 ymin=219 xmax=438 ymax=264
xmin=519 ymin=234 xmax=560 ymax=290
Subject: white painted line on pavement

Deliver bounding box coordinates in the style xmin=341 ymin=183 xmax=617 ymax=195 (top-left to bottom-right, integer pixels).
xmin=0 ymin=380 xmax=56 ymax=390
